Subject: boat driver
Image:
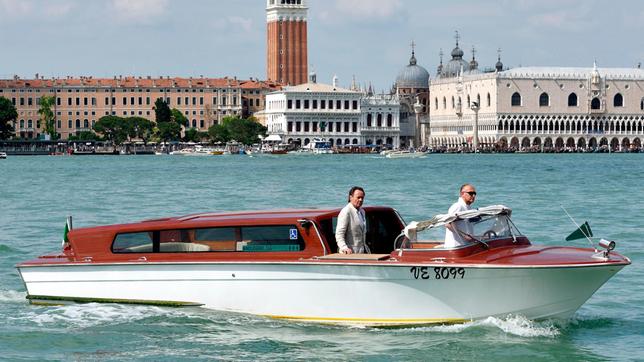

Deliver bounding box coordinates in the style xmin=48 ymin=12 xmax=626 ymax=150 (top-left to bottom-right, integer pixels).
xmin=335 ymin=186 xmax=368 ymax=254
xmin=444 ymin=184 xmax=477 ymax=248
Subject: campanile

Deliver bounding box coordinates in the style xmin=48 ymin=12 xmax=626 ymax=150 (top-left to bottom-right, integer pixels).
xmin=266 ymin=0 xmax=308 ymax=85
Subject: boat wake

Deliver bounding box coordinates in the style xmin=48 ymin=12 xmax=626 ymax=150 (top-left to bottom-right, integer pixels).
xmin=0 ymin=289 xmax=26 ymax=302
xmin=416 ymin=315 xmax=560 ymax=337
xmin=19 ymin=303 xmax=172 ymax=328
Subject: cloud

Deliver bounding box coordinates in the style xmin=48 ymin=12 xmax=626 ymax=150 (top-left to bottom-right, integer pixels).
xmin=110 ymin=0 xmax=169 ymax=22
xmin=228 ymin=16 xmax=253 ymax=33
xmin=0 ymin=0 xmax=34 ymax=17
xmin=332 ymin=0 xmax=403 ymax=20
xmin=43 ymin=1 xmax=74 ymax=18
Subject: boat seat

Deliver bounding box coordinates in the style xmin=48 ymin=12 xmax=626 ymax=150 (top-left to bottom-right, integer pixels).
xmin=125 ymin=242 xmax=210 ymax=253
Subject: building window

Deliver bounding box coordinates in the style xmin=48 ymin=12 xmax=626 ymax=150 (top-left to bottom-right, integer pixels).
xmin=640 ymin=97 xmax=644 ymax=110
xmin=487 ymin=93 xmax=491 ymax=107
xmin=387 ymin=114 xmax=392 ymax=127
xmin=591 ymin=98 xmax=601 ymax=110
xmin=329 ymin=100 xmax=334 ymax=110
xmin=511 ymin=92 xmax=521 ymax=106
xmin=442 ymin=97 xmax=446 ymax=109
xmin=304 ymin=99 xmax=309 ymax=109
xmin=568 ymin=93 xmax=578 ymax=107
xmin=352 ymin=122 xmax=357 ymax=132
xmin=321 ymin=100 xmax=326 ymax=109
xmin=352 ymin=100 xmax=358 ymax=109
xmin=539 ymin=92 xmax=549 ymax=107
xmin=614 ymin=93 xmax=624 ymax=107
xmin=367 ymin=114 xmax=372 ymax=127
xmin=344 ymin=100 xmax=349 ymax=109
xmin=377 ymin=114 xmax=382 ymax=127
xmin=287 ymin=99 xmax=293 ymax=109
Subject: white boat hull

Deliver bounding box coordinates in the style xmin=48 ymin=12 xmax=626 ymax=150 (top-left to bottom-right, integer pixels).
xmin=18 ymin=262 xmax=624 ymax=326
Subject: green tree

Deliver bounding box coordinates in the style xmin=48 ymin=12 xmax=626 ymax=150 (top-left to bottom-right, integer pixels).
xmin=126 ymin=117 xmax=154 ymax=145
xmin=207 ymin=123 xmax=230 ymax=143
xmin=37 ymin=95 xmax=58 ymax=140
xmin=93 ymin=116 xmax=128 ymax=145
xmin=68 ymin=131 xmax=100 ymax=141
xmin=0 ymin=96 xmax=18 ymax=140
xmin=154 ymin=98 xmax=171 ymax=124
xmin=183 ymin=127 xmax=207 ymax=143
xmin=171 ymin=108 xmax=188 ymax=127
xmin=154 ymin=99 xmax=181 ymax=143
xmin=223 ymin=116 xmax=267 ymax=145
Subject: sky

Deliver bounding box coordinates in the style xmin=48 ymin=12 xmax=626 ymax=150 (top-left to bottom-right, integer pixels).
xmin=1 ymin=0 xmax=643 ymax=92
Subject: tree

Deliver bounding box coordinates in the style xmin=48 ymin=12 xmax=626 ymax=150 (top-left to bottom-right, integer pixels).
xmin=183 ymin=127 xmax=207 ymax=143
xmin=171 ymin=108 xmax=188 ymax=127
xmin=224 ymin=116 xmax=267 ymax=145
xmin=154 ymin=99 xmax=181 ymax=143
xmin=38 ymin=95 xmax=58 ymax=140
xmin=0 ymin=97 xmax=18 ymax=140
xmin=208 ymin=123 xmax=229 ymax=143
xmin=154 ymin=98 xmax=171 ymax=124
xmin=93 ymin=116 xmax=128 ymax=145
xmin=126 ymin=117 xmax=154 ymax=145
xmin=68 ymin=131 xmax=100 ymax=141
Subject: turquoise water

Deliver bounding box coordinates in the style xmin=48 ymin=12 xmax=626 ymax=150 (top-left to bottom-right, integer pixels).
xmin=1 ymin=154 xmax=643 ymax=361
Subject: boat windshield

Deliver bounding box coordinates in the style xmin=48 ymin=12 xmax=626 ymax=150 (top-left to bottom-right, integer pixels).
xmin=467 ymin=213 xmax=522 ymax=241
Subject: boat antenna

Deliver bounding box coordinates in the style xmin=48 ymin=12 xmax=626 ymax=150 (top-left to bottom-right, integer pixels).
xmin=560 ymin=205 xmax=594 ymax=248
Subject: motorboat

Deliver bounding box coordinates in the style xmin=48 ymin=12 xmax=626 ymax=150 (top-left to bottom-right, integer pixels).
xmin=301 ymin=138 xmax=334 ymax=154
xmin=385 ymin=149 xmax=426 ymax=158
xmin=16 ymin=205 xmax=629 ymax=327
xmin=0 ymin=152 xmax=6 ymax=159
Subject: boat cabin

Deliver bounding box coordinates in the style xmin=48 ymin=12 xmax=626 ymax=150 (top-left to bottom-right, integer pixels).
xmin=55 ymin=207 xmax=406 ymax=263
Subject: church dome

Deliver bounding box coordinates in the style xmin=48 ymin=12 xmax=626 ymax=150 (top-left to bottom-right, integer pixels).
xmin=396 ymin=51 xmax=430 ymax=89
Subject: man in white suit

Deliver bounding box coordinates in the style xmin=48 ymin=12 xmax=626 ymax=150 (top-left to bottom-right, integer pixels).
xmin=335 ymin=186 xmax=368 ymax=254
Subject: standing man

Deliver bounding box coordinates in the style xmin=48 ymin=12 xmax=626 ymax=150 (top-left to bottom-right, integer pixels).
xmin=444 ymin=184 xmax=477 ymax=248
xmin=335 ymin=186 xmax=367 ymax=254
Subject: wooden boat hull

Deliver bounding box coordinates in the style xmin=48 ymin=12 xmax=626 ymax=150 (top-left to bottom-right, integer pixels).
xmin=17 ymin=260 xmax=626 ymax=326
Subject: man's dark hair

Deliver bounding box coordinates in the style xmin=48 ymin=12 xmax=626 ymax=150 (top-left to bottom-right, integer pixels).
xmin=348 ymin=186 xmax=365 ymax=202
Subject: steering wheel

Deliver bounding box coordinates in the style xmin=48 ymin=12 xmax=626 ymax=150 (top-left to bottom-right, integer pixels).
xmin=483 ymin=230 xmax=497 ymax=240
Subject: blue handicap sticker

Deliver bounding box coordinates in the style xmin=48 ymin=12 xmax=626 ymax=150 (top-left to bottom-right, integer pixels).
xmin=289 ymin=228 xmax=298 ymax=240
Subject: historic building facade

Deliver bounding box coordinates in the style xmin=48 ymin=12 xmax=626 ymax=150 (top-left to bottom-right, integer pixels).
xmin=0 ymin=76 xmax=279 ymax=140
xmin=264 ymin=74 xmax=401 ymax=147
xmin=395 ymin=47 xmax=429 ymax=147
xmin=266 ymin=0 xmax=308 ymax=86
xmin=429 ymin=41 xmax=644 ymax=150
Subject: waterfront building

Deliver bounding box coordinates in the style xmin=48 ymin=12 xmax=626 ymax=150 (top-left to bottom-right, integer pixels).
xmin=395 ymin=45 xmax=429 ymax=147
xmin=429 ymin=41 xmax=644 ymax=151
xmin=266 ymin=0 xmax=308 ymax=86
xmin=0 ymin=76 xmax=280 ymax=140
xmin=264 ymin=72 xmax=401 ymax=147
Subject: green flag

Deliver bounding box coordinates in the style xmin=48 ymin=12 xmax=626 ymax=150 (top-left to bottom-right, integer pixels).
xmin=62 ymin=218 xmax=70 ymax=244
xmin=565 ymin=221 xmax=593 ymax=241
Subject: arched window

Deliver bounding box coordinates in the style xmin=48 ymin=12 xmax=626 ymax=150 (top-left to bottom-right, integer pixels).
xmin=367 ymin=114 xmax=372 ymax=127
xmin=511 ymin=92 xmax=521 ymax=106
xmin=386 ymin=114 xmax=392 ymax=127
xmin=377 ymin=114 xmax=382 ymax=127
xmin=640 ymin=97 xmax=644 ymax=110
xmin=614 ymin=93 xmax=623 ymax=107
xmin=591 ymin=98 xmax=601 ymax=109
xmin=539 ymin=92 xmax=549 ymax=107
xmin=568 ymin=93 xmax=578 ymax=107
xmin=487 ymin=93 xmax=491 ymax=107
xmin=442 ymin=97 xmax=446 ymax=109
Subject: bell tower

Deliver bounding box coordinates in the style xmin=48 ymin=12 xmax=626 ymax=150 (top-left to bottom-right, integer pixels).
xmin=266 ymin=0 xmax=308 ymax=85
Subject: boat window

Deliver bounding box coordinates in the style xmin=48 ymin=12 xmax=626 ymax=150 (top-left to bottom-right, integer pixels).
xmin=469 ymin=214 xmax=522 ymax=240
xmin=365 ymin=210 xmax=404 ymax=254
xmin=112 ymin=232 xmax=153 ymax=253
xmin=112 ymin=225 xmax=305 ymax=253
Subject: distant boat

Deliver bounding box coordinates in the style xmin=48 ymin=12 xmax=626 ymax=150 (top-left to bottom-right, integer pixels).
xmin=385 ymin=150 xmax=427 ymax=159
xmin=0 ymin=152 xmax=6 ymax=159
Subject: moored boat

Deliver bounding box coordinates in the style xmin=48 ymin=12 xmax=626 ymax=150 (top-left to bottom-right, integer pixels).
xmin=16 ymin=205 xmax=629 ymax=327
xmin=0 ymin=151 xmax=6 ymax=159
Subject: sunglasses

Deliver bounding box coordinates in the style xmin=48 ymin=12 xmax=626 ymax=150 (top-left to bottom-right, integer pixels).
xmin=464 ymin=191 xmax=477 ymax=196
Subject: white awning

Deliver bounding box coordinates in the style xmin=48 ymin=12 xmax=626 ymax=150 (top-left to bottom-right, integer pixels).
xmin=404 ymin=205 xmax=512 ymax=237
xmin=264 ymin=134 xmax=282 ymax=142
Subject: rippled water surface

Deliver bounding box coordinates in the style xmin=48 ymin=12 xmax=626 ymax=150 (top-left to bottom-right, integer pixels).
xmin=1 ymin=154 xmax=643 ymax=361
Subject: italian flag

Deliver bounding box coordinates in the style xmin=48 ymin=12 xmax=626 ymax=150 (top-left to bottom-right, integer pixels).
xmin=62 ymin=217 xmax=71 ymax=244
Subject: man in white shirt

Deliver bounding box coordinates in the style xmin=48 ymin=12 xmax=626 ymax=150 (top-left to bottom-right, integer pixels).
xmin=335 ymin=186 xmax=367 ymax=254
xmin=444 ymin=184 xmax=477 ymax=248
